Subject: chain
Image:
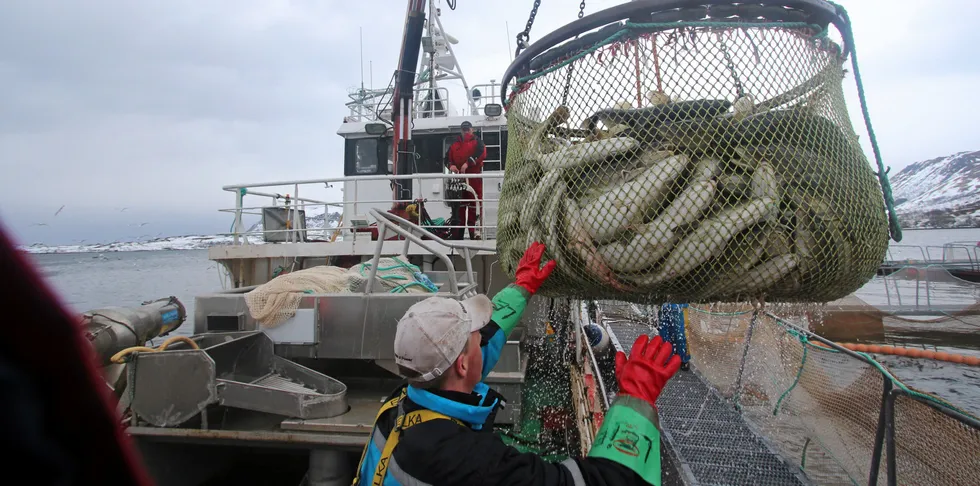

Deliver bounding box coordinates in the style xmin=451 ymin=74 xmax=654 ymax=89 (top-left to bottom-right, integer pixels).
xmin=560 ymin=1 xmax=586 ymax=105
xmin=514 ymin=0 xmax=542 ymax=58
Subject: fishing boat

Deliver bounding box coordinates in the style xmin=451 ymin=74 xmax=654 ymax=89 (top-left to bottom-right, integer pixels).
xmin=84 ymin=1 xmax=979 ymax=485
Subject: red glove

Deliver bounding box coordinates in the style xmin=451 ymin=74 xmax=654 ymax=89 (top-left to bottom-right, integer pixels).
xmin=514 ymin=241 xmax=557 ymax=295
xmin=615 ymin=335 xmax=682 ymax=408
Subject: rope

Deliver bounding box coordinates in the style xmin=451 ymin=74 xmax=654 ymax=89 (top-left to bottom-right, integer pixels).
xmin=828 ymin=1 xmax=903 ymax=243
xmin=800 ymin=437 xmax=811 ymax=470
xmin=773 ymin=334 xmax=808 ymax=416
xmin=766 ymin=314 xmax=979 ymax=420
xmin=354 ymin=257 xmax=438 ymax=294
xmin=110 ymin=335 xmax=200 ymax=364
xmin=687 ymin=306 xmax=754 ymax=317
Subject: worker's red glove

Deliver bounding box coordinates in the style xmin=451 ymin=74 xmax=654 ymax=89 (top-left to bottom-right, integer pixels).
xmin=514 ymin=241 xmax=556 ymax=295
xmin=615 ymin=335 xmax=682 ymax=409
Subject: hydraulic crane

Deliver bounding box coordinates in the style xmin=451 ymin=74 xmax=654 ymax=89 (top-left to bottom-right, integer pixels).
xmin=389 ymin=0 xmax=428 ymax=203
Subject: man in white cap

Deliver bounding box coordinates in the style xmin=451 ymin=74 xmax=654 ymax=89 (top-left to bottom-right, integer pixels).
xmin=353 ymin=242 xmax=681 ymax=485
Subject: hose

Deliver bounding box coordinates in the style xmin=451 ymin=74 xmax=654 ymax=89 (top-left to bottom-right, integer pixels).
xmin=110 ymin=335 xmax=201 ymax=364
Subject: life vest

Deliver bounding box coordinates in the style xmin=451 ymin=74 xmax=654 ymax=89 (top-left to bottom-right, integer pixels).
xmin=351 ymin=389 xmax=463 ymax=486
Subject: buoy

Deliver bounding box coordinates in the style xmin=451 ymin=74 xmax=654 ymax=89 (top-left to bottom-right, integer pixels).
xmin=583 ymin=324 xmax=611 ymax=354
xmin=834 ymin=342 xmax=979 ymax=366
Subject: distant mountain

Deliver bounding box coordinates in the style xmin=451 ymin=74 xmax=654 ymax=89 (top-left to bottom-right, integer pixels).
xmin=891 ymin=150 xmax=980 ymax=229
xmin=22 ymin=210 xmax=343 ymax=254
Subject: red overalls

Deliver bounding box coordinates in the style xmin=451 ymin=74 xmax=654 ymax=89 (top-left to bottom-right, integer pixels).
xmin=447 ymin=133 xmax=486 ymax=239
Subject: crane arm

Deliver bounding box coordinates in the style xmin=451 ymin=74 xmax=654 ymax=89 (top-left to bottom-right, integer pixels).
xmin=390 ymin=0 xmax=428 ymax=202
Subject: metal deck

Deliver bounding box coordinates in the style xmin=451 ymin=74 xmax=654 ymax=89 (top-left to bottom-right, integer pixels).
xmin=606 ymin=319 xmax=809 ymax=486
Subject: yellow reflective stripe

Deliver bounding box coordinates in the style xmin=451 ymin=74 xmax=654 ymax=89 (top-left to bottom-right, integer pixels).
xmin=352 ymin=390 xmax=406 ymax=486
xmin=371 ymin=406 xmax=462 ymax=485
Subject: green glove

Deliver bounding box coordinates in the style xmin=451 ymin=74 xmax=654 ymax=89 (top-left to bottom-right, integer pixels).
xmin=490 ymin=284 xmax=528 ymax=337
xmin=588 ymin=395 xmax=662 ymax=485
xmin=491 ymin=241 xmax=557 ymax=338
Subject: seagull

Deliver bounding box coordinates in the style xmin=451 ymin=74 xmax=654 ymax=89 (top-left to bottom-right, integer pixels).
xmin=54 ymin=205 xmax=65 ymax=217
xmin=31 ymin=223 xmax=48 ymax=227
xmin=130 ymin=222 xmax=150 ymax=228
xmin=116 ymin=207 xmax=129 ymax=212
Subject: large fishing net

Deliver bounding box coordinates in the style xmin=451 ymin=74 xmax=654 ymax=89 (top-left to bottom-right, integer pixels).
xmin=498 ymin=4 xmax=898 ymax=304
xmin=244 ymin=258 xmax=433 ymax=327
xmin=681 ymin=305 xmax=980 ymax=485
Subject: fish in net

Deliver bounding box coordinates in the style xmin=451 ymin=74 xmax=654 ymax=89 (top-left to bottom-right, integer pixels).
xmin=497 ymin=9 xmax=895 ymax=304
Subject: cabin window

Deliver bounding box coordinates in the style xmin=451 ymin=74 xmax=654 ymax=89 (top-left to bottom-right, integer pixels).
xmin=355 ymin=139 xmax=379 ymax=174
xmin=344 ymin=137 xmax=390 ymax=176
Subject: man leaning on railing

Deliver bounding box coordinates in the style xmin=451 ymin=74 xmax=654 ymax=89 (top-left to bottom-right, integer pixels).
xmin=445 ymin=120 xmax=486 ymax=240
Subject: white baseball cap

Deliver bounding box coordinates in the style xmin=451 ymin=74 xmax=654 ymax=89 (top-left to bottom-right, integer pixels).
xmin=393 ymin=294 xmax=494 ymax=384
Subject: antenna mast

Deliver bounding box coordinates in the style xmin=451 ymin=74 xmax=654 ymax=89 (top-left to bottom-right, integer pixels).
xmin=359 ymin=27 xmax=365 ymax=90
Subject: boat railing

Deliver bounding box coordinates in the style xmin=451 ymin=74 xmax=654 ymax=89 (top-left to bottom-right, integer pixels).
xmin=469 ymin=82 xmax=503 ymax=110
xmin=886 ymin=243 xmax=980 ymax=270
xmin=220 ymin=173 xmax=499 ymax=246
xmin=344 ymin=82 xmax=507 ymax=122
xmin=367 ymin=208 xmax=482 ymax=296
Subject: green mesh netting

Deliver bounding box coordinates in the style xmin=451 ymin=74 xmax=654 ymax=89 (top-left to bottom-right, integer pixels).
xmin=498 ymin=20 xmax=890 ymax=304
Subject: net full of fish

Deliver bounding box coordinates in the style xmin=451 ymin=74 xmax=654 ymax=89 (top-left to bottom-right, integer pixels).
xmin=497 ymin=25 xmax=890 ymax=304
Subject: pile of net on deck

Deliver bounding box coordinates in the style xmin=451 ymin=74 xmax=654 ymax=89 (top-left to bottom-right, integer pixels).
xmin=244 ymin=257 xmax=435 ymax=327
xmin=497 ymin=6 xmax=899 ymax=304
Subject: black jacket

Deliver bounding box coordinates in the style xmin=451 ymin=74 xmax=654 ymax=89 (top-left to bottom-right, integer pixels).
xmin=374 ymin=387 xmax=645 ymax=485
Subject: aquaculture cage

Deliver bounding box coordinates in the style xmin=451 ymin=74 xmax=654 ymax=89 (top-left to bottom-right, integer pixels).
xmin=497 ymin=0 xmax=902 ymax=304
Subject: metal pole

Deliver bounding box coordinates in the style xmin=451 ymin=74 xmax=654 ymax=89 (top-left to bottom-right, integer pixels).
xmin=885 ymin=390 xmax=897 ymax=486
xmin=234 ymin=190 xmax=244 ymax=245
xmin=868 ymin=379 xmax=893 ymax=485
xmin=293 ymin=184 xmax=301 ymax=243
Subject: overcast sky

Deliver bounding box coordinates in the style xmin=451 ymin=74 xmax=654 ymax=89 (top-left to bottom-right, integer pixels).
xmin=0 ymin=0 xmax=976 ymax=245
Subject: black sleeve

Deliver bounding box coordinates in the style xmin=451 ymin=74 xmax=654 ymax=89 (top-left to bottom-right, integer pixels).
xmin=396 ymin=420 xmax=644 ymax=486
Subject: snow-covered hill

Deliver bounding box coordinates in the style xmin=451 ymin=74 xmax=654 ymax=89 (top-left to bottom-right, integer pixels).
xmin=891 ymin=150 xmax=980 ymax=229
xmin=22 ymin=210 xmax=343 ymax=254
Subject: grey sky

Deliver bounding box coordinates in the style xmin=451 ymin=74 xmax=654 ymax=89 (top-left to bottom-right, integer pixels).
xmin=1 ymin=0 xmax=976 ymax=245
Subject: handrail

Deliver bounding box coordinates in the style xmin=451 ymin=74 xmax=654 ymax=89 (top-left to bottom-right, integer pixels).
xmin=366 ymin=208 xmax=482 ymax=296
xmin=223 ymin=172 xmax=491 ymax=192
xmin=223 ymin=171 xmax=505 ymax=245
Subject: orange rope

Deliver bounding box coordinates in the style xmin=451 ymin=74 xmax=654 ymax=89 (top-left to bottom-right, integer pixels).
xmin=811 ymin=341 xmax=980 ymax=366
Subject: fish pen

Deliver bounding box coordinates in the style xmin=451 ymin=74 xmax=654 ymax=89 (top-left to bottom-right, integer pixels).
xmin=585 ymin=302 xmax=980 ymax=486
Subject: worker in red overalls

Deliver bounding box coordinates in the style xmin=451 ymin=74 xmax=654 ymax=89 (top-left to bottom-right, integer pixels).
xmin=446 ymin=121 xmax=486 ymax=240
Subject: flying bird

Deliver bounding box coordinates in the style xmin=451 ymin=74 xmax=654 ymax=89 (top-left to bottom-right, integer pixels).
xmin=54 ymin=205 xmax=65 ymax=217
xmin=31 ymin=223 xmax=48 ymax=227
